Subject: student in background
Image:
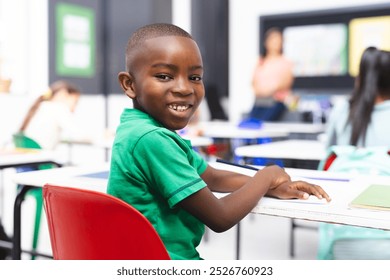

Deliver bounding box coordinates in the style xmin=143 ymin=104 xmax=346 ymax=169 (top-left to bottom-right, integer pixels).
xmin=325 ymin=47 xmax=390 ymax=148
xmin=107 ymin=23 xmax=330 ymax=260
xmin=249 ymin=27 xmax=295 ymax=121
xmin=319 ymin=46 xmax=390 ymax=260
xmin=17 ymin=80 xmax=81 ymax=150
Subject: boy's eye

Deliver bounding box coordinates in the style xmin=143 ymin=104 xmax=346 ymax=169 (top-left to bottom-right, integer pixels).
xmin=190 ymin=75 xmax=203 ymax=82
xmin=156 ymin=74 xmax=172 ymax=81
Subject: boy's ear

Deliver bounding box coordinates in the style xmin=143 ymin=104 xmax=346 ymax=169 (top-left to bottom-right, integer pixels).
xmin=118 ymin=71 xmax=136 ymax=99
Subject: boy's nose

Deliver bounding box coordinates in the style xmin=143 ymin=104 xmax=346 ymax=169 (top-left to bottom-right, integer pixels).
xmin=172 ymin=77 xmax=193 ymax=96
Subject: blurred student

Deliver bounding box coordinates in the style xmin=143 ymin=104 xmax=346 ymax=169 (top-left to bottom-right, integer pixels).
xmin=107 ymin=23 xmax=330 ymax=260
xmin=17 ymin=80 xmax=81 ymax=150
xmin=249 ymin=27 xmax=295 ymax=121
xmin=319 ymin=47 xmax=390 ymax=260
xmin=325 ymin=47 xmax=390 ymax=148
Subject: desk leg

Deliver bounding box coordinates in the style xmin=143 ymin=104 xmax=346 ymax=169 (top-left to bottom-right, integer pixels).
xmin=236 ymin=222 xmax=240 ymax=260
xmin=290 ymin=219 xmax=295 ymax=258
xmin=0 ymin=171 xmax=4 ymax=217
xmin=12 ymin=185 xmax=33 ymax=260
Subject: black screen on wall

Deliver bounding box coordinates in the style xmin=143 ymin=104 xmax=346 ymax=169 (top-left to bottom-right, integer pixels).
xmin=259 ymin=3 xmax=390 ymax=91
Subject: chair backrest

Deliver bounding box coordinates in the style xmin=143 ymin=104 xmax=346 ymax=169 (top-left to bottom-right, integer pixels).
xmin=13 ymin=133 xmax=55 ymax=170
xmin=318 ymin=145 xmax=390 ymax=175
xmin=42 ymin=184 xmax=170 ymax=260
xmin=13 ymin=133 xmax=42 ymax=149
xmin=317 ymin=145 xmax=390 ymax=259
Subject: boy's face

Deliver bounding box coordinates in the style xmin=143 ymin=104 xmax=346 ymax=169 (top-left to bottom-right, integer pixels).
xmin=122 ymin=36 xmax=205 ymax=131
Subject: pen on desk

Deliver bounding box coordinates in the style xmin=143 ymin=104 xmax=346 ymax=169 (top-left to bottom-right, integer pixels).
xmin=215 ymin=159 xmax=259 ymax=171
xmin=215 ymin=159 xmax=350 ymax=182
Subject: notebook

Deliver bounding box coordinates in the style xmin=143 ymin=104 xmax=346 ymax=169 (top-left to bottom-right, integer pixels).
xmin=349 ymin=184 xmax=390 ymax=211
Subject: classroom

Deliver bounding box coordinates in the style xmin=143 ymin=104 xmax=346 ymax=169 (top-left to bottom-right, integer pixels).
xmin=1 ymin=0 xmax=390 ymax=268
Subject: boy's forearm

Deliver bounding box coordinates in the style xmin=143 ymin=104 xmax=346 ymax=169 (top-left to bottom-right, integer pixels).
xmin=211 ymin=173 xmax=250 ymax=192
xmin=204 ymin=168 xmax=250 ymax=193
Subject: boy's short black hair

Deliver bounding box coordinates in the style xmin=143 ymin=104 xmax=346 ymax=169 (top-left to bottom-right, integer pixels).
xmin=125 ymin=23 xmax=193 ymax=72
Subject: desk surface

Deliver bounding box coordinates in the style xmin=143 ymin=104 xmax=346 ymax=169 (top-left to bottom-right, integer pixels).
xmin=12 ymin=164 xmax=109 ymax=192
xmin=0 ymin=148 xmax=59 ymax=168
xmin=11 ymin=161 xmax=390 ymax=231
xmin=262 ymin=122 xmax=325 ymax=134
xmin=212 ymin=162 xmax=390 ymax=231
xmin=235 ymin=139 xmax=327 ymax=161
xmin=199 ymin=121 xmax=324 ymax=139
xmin=199 ymin=121 xmax=289 ymax=139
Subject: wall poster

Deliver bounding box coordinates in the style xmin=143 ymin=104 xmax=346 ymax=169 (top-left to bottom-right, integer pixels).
xmin=55 ymin=3 xmax=95 ymax=77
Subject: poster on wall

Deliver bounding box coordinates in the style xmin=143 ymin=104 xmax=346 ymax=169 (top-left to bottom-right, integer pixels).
xmin=283 ymin=23 xmax=348 ymax=77
xmin=349 ymin=15 xmax=390 ymax=77
xmin=55 ymin=3 xmax=95 ymax=77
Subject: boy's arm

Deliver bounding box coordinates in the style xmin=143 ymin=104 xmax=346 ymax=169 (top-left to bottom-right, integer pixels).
xmin=200 ymin=165 xmax=252 ymax=193
xmin=179 ymin=164 xmax=330 ymax=233
xmin=201 ymin=165 xmax=328 ymax=199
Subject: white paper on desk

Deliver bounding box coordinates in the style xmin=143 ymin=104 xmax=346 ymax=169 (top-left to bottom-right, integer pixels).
xmin=280 ymin=196 xmax=329 ymax=205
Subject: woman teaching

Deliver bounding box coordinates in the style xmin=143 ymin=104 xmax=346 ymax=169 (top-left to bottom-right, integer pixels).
xmin=249 ymin=27 xmax=295 ymax=121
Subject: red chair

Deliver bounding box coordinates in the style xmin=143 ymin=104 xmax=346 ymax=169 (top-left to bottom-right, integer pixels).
xmin=42 ymin=184 xmax=170 ymax=260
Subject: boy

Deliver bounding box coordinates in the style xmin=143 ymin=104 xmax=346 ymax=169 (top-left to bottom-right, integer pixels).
xmin=107 ymin=23 xmax=330 ymax=260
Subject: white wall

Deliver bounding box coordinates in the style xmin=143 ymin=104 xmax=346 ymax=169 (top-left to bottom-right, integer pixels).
xmin=0 ymin=0 xmax=48 ymax=94
xmin=0 ymin=0 xmax=106 ymax=159
xmin=0 ymin=0 xmax=48 ymax=147
xmin=228 ymin=0 xmax=390 ymax=123
xmin=172 ymin=0 xmax=192 ymax=33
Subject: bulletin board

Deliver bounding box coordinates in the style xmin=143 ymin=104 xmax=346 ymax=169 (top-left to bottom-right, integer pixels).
xmin=49 ymin=0 xmax=172 ymax=95
xmin=49 ymin=0 xmax=102 ymax=93
xmin=55 ymin=3 xmax=96 ymax=78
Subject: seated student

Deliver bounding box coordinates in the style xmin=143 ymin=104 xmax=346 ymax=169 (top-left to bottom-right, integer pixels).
xmin=107 ymin=23 xmax=331 ymax=260
xmin=17 ymin=80 xmax=81 ymax=150
xmin=325 ymin=47 xmax=390 ymax=148
xmin=319 ymin=46 xmax=390 ymax=260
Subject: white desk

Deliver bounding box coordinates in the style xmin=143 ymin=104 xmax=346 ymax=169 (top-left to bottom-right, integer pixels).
xmin=234 ymin=139 xmax=327 ymax=253
xmin=12 ymin=164 xmax=109 ymax=193
xmin=0 ymin=148 xmax=60 ymax=213
xmin=211 ymin=162 xmax=390 ymax=230
xmin=262 ymin=122 xmax=325 ymax=135
xmin=10 ymin=162 xmax=390 ymax=260
xmin=199 ymin=121 xmax=289 ymax=139
xmin=235 ymin=139 xmax=326 ymax=161
xmin=199 ymin=121 xmax=324 ymax=139
xmin=213 ymin=162 xmax=390 ymax=259
xmin=0 ymin=148 xmax=62 ymax=259
xmin=0 ymin=148 xmax=59 ymax=169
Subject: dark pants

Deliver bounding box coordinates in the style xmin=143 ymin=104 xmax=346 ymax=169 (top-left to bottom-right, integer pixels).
xmin=249 ymin=101 xmax=287 ymax=121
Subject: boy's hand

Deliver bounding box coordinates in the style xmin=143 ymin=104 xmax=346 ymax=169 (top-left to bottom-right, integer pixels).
xmin=266 ymin=180 xmax=331 ymax=202
xmin=260 ymin=165 xmax=291 ymax=188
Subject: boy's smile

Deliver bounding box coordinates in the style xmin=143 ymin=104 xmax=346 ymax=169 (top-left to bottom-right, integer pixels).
xmin=123 ymin=36 xmax=205 ymax=131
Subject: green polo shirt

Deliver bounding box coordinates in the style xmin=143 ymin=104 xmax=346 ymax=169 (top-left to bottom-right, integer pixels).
xmin=107 ymin=109 xmax=208 ymax=260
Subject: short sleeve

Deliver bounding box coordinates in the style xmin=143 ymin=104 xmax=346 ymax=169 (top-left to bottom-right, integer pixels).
xmin=133 ymin=130 xmax=207 ymax=208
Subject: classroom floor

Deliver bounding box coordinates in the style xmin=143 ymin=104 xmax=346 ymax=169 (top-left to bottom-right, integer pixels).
xmin=198 ymin=214 xmax=320 ymax=260
xmin=1 ymin=168 xmax=320 ymax=260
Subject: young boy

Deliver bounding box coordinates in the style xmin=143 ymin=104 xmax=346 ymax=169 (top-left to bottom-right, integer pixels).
xmin=107 ymin=23 xmax=330 ymax=260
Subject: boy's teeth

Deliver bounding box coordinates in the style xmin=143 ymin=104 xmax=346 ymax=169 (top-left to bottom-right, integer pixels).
xmin=169 ymin=104 xmax=189 ymax=112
